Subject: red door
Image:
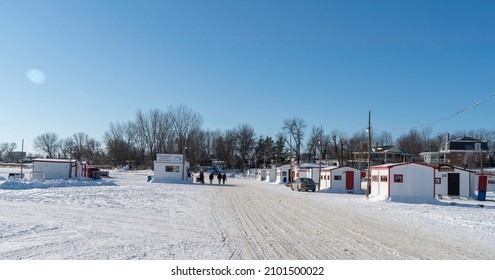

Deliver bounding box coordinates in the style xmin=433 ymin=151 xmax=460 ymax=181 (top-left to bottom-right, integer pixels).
xmin=479 ymin=175 xmax=488 ymax=192
xmin=346 ymin=171 xmax=354 ymax=190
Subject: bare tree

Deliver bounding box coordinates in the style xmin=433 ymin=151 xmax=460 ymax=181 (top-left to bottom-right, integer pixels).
xmin=396 ymin=129 xmax=423 ymax=157
xmin=71 ymin=132 xmax=89 ymax=160
xmin=33 ymin=132 xmax=59 ymax=158
xmin=0 ymin=143 xmax=8 ymax=161
xmin=68 ymin=132 xmax=102 ymax=161
xmin=375 ymin=130 xmax=394 ymax=146
xmin=135 ymin=109 xmax=163 ymax=161
xmin=306 ymin=126 xmax=321 ymax=163
xmin=104 ymin=121 xmax=143 ymax=166
xmin=167 ymin=104 xmax=203 ymax=154
xmin=224 ymin=128 xmax=238 ymax=169
xmin=0 ymin=142 xmax=18 ymax=162
xmin=330 ymin=130 xmax=347 ymax=166
xmin=282 ymin=118 xmax=306 ymax=164
xmin=237 ymin=123 xmax=255 ymax=171
xmin=213 ymin=130 xmax=226 ymax=165
xmin=58 ymin=137 xmax=74 ymax=158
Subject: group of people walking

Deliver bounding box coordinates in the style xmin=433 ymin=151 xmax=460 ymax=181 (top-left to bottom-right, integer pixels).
xmin=209 ymin=172 xmax=227 ymax=184
xmin=197 ymin=170 xmax=227 ymax=184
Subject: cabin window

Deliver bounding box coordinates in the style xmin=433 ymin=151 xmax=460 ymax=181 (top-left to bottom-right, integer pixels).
xmin=334 ymin=175 xmax=342 ymax=180
xmin=393 ymin=174 xmax=404 ymax=183
xmin=456 ymin=154 xmax=463 ymax=160
xmin=435 ymin=178 xmax=441 ymax=184
xmin=282 ymin=171 xmax=287 ymax=176
xmin=475 ymin=154 xmax=480 ymax=162
xmin=372 ymin=175 xmax=379 ymax=182
xmin=165 ymin=166 xmax=180 ymax=172
xmin=380 ymin=175 xmax=388 ymax=182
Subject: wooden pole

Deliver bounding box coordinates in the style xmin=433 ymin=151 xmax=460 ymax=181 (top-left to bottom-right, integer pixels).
xmin=366 ymin=110 xmax=371 ymax=198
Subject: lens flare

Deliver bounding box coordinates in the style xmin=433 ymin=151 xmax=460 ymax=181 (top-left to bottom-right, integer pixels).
xmin=26 ymin=68 xmax=46 ymax=84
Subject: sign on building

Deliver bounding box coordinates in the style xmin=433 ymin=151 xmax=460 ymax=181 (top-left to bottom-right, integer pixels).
xmin=156 ymin=154 xmax=183 ymax=163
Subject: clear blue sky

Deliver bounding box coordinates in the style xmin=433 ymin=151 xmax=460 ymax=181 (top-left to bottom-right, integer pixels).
xmin=1 ymin=0 xmax=495 ymax=154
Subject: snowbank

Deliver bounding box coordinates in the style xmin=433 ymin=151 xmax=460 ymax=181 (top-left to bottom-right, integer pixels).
xmin=0 ymin=178 xmax=117 ymax=190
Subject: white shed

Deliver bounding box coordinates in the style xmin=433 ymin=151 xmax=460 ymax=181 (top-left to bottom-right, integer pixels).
xmin=370 ymin=162 xmax=435 ymax=198
xmin=299 ymin=163 xmax=325 ymax=183
xmin=320 ymin=166 xmax=361 ymax=192
xmin=275 ymin=165 xmax=292 ymax=183
xmin=32 ymin=159 xmax=87 ymax=180
xmin=268 ymin=169 xmax=276 ymax=183
xmin=258 ymin=169 xmax=268 ymax=181
xmin=153 ymin=153 xmax=189 ymax=182
xmin=434 ymin=165 xmax=472 ymax=198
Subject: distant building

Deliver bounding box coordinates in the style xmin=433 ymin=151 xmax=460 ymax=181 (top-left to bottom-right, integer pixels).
xmin=32 ymin=159 xmax=88 ymax=180
xmin=420 ymin=135 xmax=489 ymax=169
xmin=352 ymin=145 xmax=411 ymax=169
xmin=153 ymin=153 xmax=189 ymax=182
xmin=275 ymin=165 xmax=291 ymax=183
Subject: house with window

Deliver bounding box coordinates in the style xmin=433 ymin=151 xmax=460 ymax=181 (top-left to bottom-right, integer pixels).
xmin=320 ymin=166 xmax=361 ymax=193
xmin=370 ymin=162 xmax=435 ymax=198
xmin=352 ymin=145 xmax=411 ymax=169
xmin=419 ymin=135 xmax=489 ymax=169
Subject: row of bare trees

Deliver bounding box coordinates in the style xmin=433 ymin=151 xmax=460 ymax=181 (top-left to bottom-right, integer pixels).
xmin=25 ymin=105 xmax=495 ymax=169
xmin=32 ymin=132 xmax=104 ymax=162
xmin=103 ymin=105 xmax=203 ymax=167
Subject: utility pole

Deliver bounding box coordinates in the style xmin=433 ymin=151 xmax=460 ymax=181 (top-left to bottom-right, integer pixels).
xmin=318 ymin=125 xmax=322 ymax=191
xmin=20 ymin=139 xmax=24 ymax=179
xmin=290 ymin=134 xmax=294 ymax=183
xmin=182 ymin=145 xmax=187 ymax=181
xmin=366 ymin=111 xmax=371 ymax=198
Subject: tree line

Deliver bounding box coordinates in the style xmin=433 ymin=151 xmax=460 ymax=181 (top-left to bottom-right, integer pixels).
xmin=12 ymin=104 xmax=495 ymax=171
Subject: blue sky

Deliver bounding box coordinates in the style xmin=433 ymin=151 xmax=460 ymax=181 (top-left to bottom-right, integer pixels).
xmin=1 ymin=0 xmax=495 ymax=153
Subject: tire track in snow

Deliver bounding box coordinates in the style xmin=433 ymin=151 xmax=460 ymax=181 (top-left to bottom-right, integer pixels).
xmin=212 ymin=179 xmax=495 ymax=259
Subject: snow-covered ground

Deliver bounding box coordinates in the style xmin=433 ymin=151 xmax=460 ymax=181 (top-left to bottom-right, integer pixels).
xmin=1 ymin=166 xmax=495 ymax=260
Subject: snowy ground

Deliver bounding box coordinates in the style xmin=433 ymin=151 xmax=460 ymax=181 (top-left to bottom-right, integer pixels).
xmin=1 ymin=166 xmax=495 ymax=260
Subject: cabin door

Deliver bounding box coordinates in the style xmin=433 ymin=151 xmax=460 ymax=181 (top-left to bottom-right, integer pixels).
xmin=346 ymin=171 xmax=354 ymax=190
xmin=448 ymin=173 xmax=460 ymax=196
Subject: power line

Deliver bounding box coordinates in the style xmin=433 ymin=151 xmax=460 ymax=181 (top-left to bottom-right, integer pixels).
xmin=381 ymin=91 xmax=495 ymax=132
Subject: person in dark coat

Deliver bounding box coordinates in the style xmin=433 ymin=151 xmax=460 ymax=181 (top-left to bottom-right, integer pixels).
xmin=217 ymin=173 xmax=222 ymax=184
xmin=222 ymin=173 xmax=227 ymax=184
xmin=209 ymin=173 xmax=214 ymax=184
xmin=199 ymin=170 xmax=205 ymax=184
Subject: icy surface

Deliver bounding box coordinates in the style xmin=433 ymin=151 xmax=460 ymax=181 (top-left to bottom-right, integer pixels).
xmin=1 ymin=167 xmax=495 ymax=260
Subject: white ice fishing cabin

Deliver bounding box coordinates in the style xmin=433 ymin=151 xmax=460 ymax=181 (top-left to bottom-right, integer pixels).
xmin=268 ymin=168 xmax=276 ymax=183
xmin=299 ymin=163 xmax=324 ymax=183
xmin=320 ymin=166 xmax=361 ymax=192
xmin=31 ymin=158 xmax=88 ymax=180
xmin=153 ymin=153 xmax=189 ymax=182
xmin=275 ymin=165 xmax=292 ymax=183
xmin=434 ymin=165 xmax=472 ymax=198
xmin=370 ymin=162 xmax=435 ymax=198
